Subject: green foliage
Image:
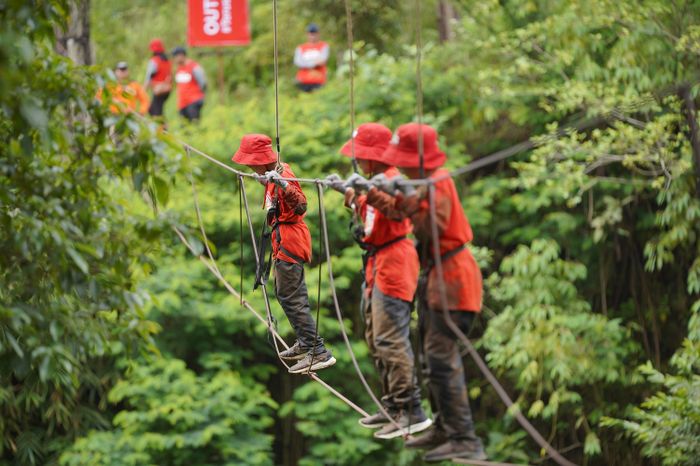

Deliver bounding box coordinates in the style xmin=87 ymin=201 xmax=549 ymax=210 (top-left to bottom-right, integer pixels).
xmin=59 ymin=357 xmax=276 ymax=466
xmin=4 ymin=0 xmax=700 ymax=465
xmin=1 ymin=1 xmax=185 ymax=464
xmin=484 ymin=239 xmax=634 ymax=457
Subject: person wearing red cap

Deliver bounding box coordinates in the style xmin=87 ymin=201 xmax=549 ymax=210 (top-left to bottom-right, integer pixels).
xmin=360 ymin=123 xmax=486 ymax=462
xmin=143 ymin=39 xmax=172 ymax=118
xmin=329 ymin=123 xmax=430 ymax=439
xmin=232 ymin=134 xmax=335 ymax=374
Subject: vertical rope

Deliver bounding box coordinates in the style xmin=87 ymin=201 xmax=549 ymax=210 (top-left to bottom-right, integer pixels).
xmin=306 ymin=182 xmax=325 ymax=374
xmin=239 ymin=176 xmax=244 ymax=308
xmin=415 ymin=0 xmax=425 ymax=178
xmin=344 ymin=0 xmax=359 ymax=174
xmin=316 ymin=183 xmax=407 ymax=434
xmin=272 ymin=0 xmax=282 ymax=167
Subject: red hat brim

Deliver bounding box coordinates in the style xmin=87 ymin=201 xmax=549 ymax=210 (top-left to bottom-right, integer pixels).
xmin=339 ymin=140 xmax=387 ymax=162
xmin=231 ymin=149 xmax=277 ymax=166
xmin=383 ymin=145 xmax=446 ymax=169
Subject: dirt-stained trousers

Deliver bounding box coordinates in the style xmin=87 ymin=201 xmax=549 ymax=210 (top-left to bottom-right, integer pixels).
xmin=363 ymin=285 xmax=422 ymax=410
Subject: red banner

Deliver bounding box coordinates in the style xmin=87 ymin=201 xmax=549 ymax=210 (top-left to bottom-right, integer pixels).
xmin=187 ymin=0 xmax=251 ymax=47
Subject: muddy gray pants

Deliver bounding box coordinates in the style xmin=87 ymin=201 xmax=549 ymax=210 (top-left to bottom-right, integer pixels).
xmin=423 ymin=309 xmax=477 ymax=440
xmin=274 ymin=259 xmax=325 ymax=353
xmin=364 ymin=286 xmax=421 ymax=410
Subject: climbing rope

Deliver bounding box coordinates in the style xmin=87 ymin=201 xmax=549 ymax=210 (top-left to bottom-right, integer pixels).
xmin=305 ymin=187 xmax=325 ymax=375
xmin=272 ymin=0 xmax=282 ymax=167
xmin=316 ymin=182 xmax=407 ymax=434
xmin=415 ymin=0 xmax=425 ymax=179
xmin=343 ymin=0 xmax=359 ymax=174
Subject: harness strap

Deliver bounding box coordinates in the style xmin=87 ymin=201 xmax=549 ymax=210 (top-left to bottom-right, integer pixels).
xmin=273 ymin=221 xmax=307 ymax=264
xmin=422 ymin=243 xmax=466 ymax=275
xmin=360 ymin=234 xmax=408 ymax=257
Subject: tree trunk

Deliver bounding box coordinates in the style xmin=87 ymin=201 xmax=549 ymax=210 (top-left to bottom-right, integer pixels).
xmin=437 ymin=0 xmax=458 ymax=43
xmin=55 ymin=0 xmax=92 ymax=65
xmin=680 ymin=84 xmax=700 ymax=197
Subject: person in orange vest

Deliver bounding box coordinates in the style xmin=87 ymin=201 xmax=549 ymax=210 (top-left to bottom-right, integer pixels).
xmin=96 ymin=61 xmax=149 ymax=115
xmin=327 ymin=123 xmax=431 ymax=439
xmin=172 ymin=46 xmax=206 ymax=122
xmin=231 ymin=134 xmax=336 ymax=374
xmin=143 ymin=39 xmax=172 ymax=118
xmin=352 ymin=123 xmax=487 ymax=462
xmin=293 ymin=23 xmax=329 ymax=92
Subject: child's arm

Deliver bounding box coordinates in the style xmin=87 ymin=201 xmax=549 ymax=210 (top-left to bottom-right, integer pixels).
xmin=408 ymin=192 xmax=451 ymax=240
xmin=365 ymin=187 xmax=407 ymax=221
xmin=281 ymin=183 xmax=308 ymax=215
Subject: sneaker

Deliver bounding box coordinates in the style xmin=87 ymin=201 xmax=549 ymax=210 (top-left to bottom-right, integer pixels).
xmin=279 ymin=341 xmax=308 ymax=361
xmin=404 ymin=426 xmax=448 ymax=449
xmin=373 ymin=408 xmax=433 ymax=439
xmin=288 ymin=349 xmax=336 ymax=374
xmin=423 ymin=438 xmax=487 ymax=462
xmin=359 ymin=411 xmax=394 ymax=429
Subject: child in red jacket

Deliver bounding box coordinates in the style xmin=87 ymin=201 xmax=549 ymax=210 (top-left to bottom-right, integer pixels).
xmin=334 ymin=123 xmax=431 ymax=439
xmin=232 ymin=134 xmax=335 ymax=374
xmin=362 ymin=123 xmax=486 ymax=462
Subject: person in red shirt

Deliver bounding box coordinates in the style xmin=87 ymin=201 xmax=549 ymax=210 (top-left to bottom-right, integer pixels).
xmin=294 ymin=23 xmax=329 ymax=92
xmin=172 ymin=46 xmax=206 ymax=122
xmin=355 ymin=123 xmax=486 ymax=462
xmin=232 ymin=134 xmax=335 ymax=374
xmin=143 ymin=39 xmax=172 ymax=118
xmin=329 ymin=123 xmax=431 ymax=439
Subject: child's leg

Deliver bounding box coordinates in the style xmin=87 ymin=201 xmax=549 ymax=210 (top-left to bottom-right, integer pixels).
xmin=274 ymin=259 xmax=325 ymax=353
xmin=371 ymin=286 xmax=421 ymax=411
xmin=424 ymin=309 xmax=477 ymax=440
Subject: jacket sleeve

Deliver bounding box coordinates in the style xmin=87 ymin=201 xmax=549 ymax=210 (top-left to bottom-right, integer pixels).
xmin=193 ymin=66 xmax=207 ymax=92
xmin=409 ymin=192 xmax=451 ymax=243
xmin=143 ymin=59 xmax=157 ymax=88
xmin=365 ymin=189 xmax=407 ymax=221
xmin=294 ymin=46 xmax=315 ymax=68
xmin=281 ymin=182 xmax=308 ymax=215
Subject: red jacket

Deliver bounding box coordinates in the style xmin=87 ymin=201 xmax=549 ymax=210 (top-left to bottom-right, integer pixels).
xmin=294 ymin=42 xmax=329 ymax=85
xmin=150 ymin=54 xmax=172 ymax=87
xmin=357 ymin=167 xmax=419 ymax=302
xmin=368 ymin=169 xmax=482 ymax=312
xmin=174 ymin=59 xmax=205 ymax=109
xmin=264 ymin=164 xmax=312 ymax=264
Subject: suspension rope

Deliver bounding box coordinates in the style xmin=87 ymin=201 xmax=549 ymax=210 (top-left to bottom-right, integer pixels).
xmin=172 ymin=226 xmax=368 ymax=417
xmin=316 ymin=182 xmax=406 ymax=434
xmin=239 ymin=176 xmax=283 ymax=356
xmin=306 ymin=188 xmax=325 ymax=374
xmin=176 ymin=166 xmax=370 ymax=418
xmin=415 ymin=0 xmax=425 ymax=179
xmin=425 ymin=184 xmax=577 ymax=466
xmin=272 ymin=0 xmax=282 ymax=167
xmin=239 ymin=176 xmax=244 ymax=307
xmin=344 ymin=0 xmax=359 ymax=174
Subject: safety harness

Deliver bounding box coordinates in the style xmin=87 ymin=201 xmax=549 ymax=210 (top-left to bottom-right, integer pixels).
xmin=254 ymin=188 xmax=307 ymax=289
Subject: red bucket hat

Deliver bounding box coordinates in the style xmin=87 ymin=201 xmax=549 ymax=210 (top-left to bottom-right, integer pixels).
xmin=232 ymin=134 xmax=277 ymax=166
xmin=339 ymin=123 xmax=392 ymax=162
xmin=383 ymin=123 xmax=446 ymax=169
xmin=149 ymin=39 xmax=165 ymax=53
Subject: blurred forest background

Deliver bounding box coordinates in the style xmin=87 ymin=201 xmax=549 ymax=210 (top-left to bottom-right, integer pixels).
xmin=2 ymin=0 xmax=700 ymax=465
